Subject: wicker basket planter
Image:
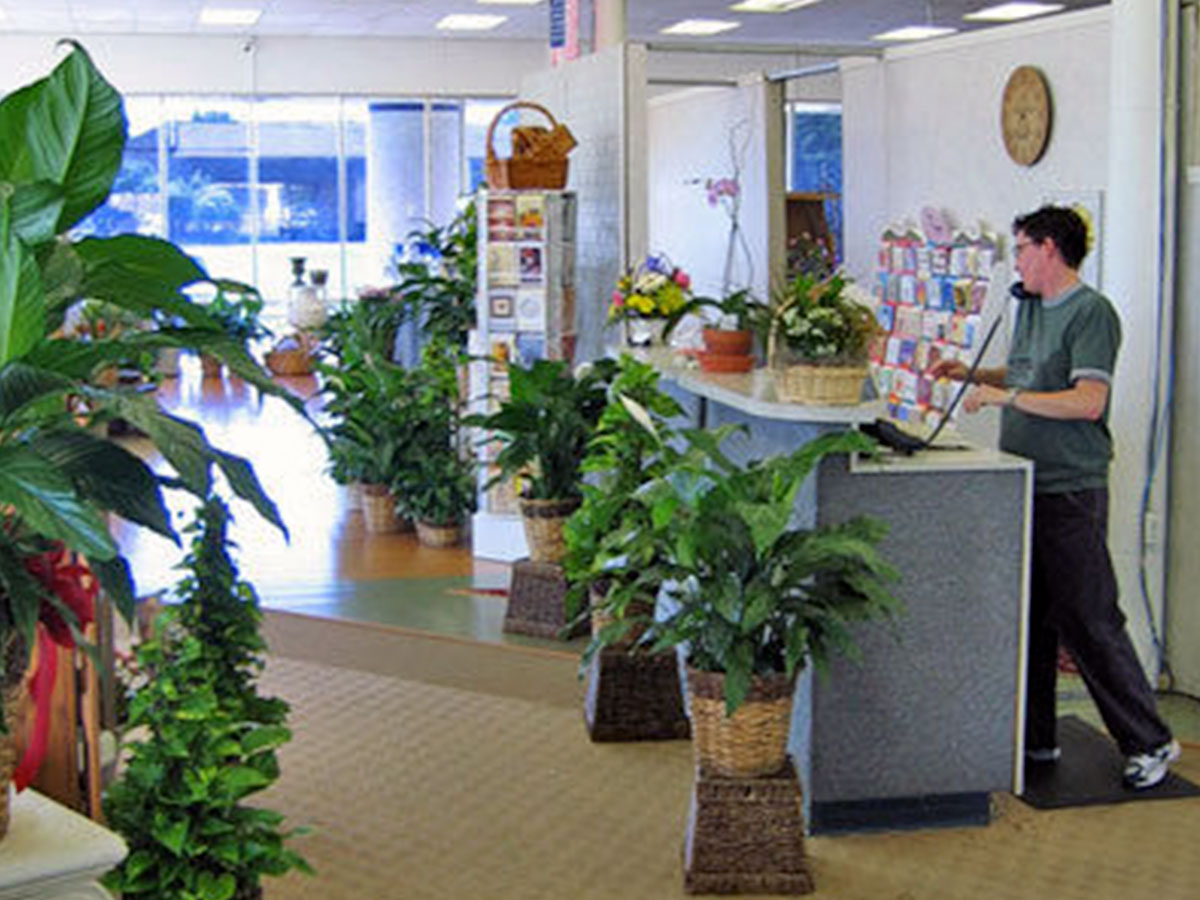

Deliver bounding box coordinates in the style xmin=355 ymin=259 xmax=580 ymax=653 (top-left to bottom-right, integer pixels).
xmin=1 ymin=684 xmax=21 ymax=842
xmin=589 ymin=584 xmax=655 ymax=649
xmin=415 ymin=520 xmax=464 ymax=548
xmin=519 ymin=496 xmax=581 ymax=564
xmin=687 ymin=667 xmax=797 ymax=779
xmin=360 ymin=483 xmax=401 ymax=535
xmin=773 ymin=363 xmax=868 ymax=406
xmin=265 ymin=334 xmax=315 ymax=376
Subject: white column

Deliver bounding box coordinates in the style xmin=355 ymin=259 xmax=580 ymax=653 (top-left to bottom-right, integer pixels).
xmin=1104 ymin=0 xmax=1169 ymax=677
xmin=593 ymin=0 xmax=627 ymax=50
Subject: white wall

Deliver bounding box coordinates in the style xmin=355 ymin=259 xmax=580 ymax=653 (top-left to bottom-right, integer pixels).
xmin=647 ymin=79 xmax=784 ymax=305
xmin=521 ymin=44 xmax=648 ymax=363
xmin=0 ymin=33 xmax=546 ymax=96
xmin=841 ymin=6 xmax=1183 ymax=679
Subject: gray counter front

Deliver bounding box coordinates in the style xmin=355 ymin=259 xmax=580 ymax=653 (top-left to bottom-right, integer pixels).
xmin=662 ymin=366 xmax=1032 ymax=835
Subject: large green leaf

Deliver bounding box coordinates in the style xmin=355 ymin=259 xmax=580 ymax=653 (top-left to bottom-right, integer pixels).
xmin=0 ymin=43 xmax=125 ymax=233
xmin=0 ymin=362 xmax=73 ymax=421
xmin=90 ymin=555 xmax=137 ymax=624
xmin=93 ymin=393 xmax=213 ymax=497
xmin=0 ymin=443 xmax=117 ymax=559
xmin=76 ymin=235 xmax=208 ymax=323
xmin=31 ymin=428 xmax=175 ymax=539
xmin=0 ymin=194 xmax=46 ymax=366
xmin=211 ymin=448 xmax=288 ymax=538
xmin=9 ymin=180 xmax=65 ymax=243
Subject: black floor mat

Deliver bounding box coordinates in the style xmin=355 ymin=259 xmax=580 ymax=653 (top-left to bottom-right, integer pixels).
xmin=1020 ymin=715 xmax=1199 ymax=810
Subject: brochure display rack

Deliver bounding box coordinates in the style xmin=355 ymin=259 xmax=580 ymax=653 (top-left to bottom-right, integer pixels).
xmin=469 ymin=189 xmax=577 ymax=560
xmin=869 ymin=216 xmax=1001 ymax=431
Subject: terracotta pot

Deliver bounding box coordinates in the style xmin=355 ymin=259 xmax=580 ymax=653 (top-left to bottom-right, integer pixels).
xmin=702 ymin=328 xmax=753 ymax=356
xmin=686 ymin=667 xmax=796 ymax=778
xmin=698 ymin=352 xmax=754 ymax=374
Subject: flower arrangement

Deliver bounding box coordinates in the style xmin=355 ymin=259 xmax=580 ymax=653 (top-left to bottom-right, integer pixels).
xmin=769 ymin=272 xmax=879 ymax=367
xmin=608 ymin=255 xmax=691 ymax=322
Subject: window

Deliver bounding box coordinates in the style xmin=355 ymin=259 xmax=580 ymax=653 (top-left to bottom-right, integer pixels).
xmin=85 ymin=92 xmax=514 ymax=308
xmin=787 ymin=103 xmax=843 ymax=261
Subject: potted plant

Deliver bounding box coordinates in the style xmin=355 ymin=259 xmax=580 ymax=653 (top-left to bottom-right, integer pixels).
xmin=0 ymin=42 xmax=297 ymax=834
xmin=395 ymin=340 xmax=476 ymax=547
xmin=564 ymin=355 xmax=685 ymax=645
xmin=767 ymin=271 xmax=879 ymax=405
xmin=665 ymin=288 xmax=768 ymax=373
xmin=199 ymin=281 xmax=271 ymax=378
xmin=606 ymin=255 xmax=691 ymax=349
xmin=104 ymin=498 xmax=311 ymax=899
xmin=391 ymin=200 xmax=478 ymax=352
xmin=589 ymin=427 xmax=902 ymax=778
xmin=468 ymin=358 xmax=617 ymax=563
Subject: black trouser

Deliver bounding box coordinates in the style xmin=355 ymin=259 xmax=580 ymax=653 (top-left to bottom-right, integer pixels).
xmin=1026 ymin=488 xmax=1172 ymax=756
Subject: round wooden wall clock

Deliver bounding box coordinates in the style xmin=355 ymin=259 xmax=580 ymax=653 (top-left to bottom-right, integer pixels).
xmin=1001 ymin=66 xmax=1052 ymax=166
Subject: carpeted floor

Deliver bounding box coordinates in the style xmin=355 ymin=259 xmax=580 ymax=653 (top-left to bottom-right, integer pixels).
xmin=258 ymin=611 xmax=1200 ymax=900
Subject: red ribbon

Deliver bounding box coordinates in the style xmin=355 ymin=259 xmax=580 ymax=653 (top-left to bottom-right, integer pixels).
xmin=13 ymin=545 xmax=98 ymax=791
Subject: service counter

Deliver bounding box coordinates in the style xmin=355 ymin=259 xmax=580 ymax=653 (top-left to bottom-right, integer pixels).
xmin=660 ymin=366 xmax=1032 ymax=835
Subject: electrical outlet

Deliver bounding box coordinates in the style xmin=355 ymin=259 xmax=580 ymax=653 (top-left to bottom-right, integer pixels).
xmin=1144 ymin=512 xmax=1161 ymax=547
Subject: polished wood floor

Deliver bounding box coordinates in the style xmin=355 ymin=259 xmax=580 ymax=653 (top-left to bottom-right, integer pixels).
xmin=114 ymin=357 xmax=506 ymax=603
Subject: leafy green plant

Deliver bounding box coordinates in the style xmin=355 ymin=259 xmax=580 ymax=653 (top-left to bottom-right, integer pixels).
xmin=104 ymin=498 xmax=311 ymax=900
xmin=768 ymin=272 xmax=878 ymax=366
xmin=204 ymin=280 xmax=271 ymax=344
xmin=663 ymin=287 xmax=768 ymax=342
xmin=468 ymin=358 xmax=617 ymax=502
xmin=391 ymin=199 xmax=478 ymax=349
xmin=589 ymin=428 xmax=903 ymax=714
xmin=0 ymin=41 xmax=299 ymax=725
xmin=563 ymin=355 xmax=684 ymax=637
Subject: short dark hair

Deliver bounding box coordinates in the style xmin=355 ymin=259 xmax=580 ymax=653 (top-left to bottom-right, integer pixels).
xmin=1013 ymin=205 xmax=1089 ymax=269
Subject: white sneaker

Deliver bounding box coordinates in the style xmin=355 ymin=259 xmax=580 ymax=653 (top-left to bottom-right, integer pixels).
xmin=1123 ymin=739 xmax=1181 ymax=790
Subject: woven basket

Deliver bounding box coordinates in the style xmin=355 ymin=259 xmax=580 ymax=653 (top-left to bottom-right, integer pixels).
xmin=360 ymin=484 xmax=401 ymax=535
xmin=519 ymin=496 xmax=581 ymax=564
xmin=590 ymin=585 xmax=655 ymax=649
xmin=774 ymin=363 xmax=867 ymax=406
xmin=687 ymin=667 xmax=796 ymax=778
xmin=485 ymin=101 xmax=574 ymax=190
xmin=1 ymin=685 xmax=20 ymax=842
xmin=416 ymin=520 xmax=464 ymax=548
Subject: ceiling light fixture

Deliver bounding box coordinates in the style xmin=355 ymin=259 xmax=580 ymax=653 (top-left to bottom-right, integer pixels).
xmin=872 ymin=24 xmax=957 ymax=41
xmin=729 ymin=1 xmax=821 ymax=12
xmin=660 ymin=19 xmax=741 ymax=37
xmin=198 ymin=7 xmax=262 ymax=26
xmin=964 ymin=2 xmax=1065 ymax=22
xmin=476 ymin=0 xmax=542 ymax=6
xmin=437 ymin=14 xmax=508 ymax=31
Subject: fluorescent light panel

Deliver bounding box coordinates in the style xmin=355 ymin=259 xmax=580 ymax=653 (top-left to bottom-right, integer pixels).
xmin=872 ymin=25 xmax=958 ymax=41
xmin=437 ymin=14 xmax=507 ymax=30
xmin=661 ymin=19 xmax=741 ymax=36
xmin=198 ymin=7 xmax=262 ymax=26
xmin=729 ymin=0 xmax=821 ymax=12
xmin=476 ymin=0 xmax=542 ymax=5
xmin=964 ymin=2 xmax=1065 ymax=22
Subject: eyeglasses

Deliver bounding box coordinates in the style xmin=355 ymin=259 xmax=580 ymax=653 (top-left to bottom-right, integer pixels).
xmin=1013 ymin=239 xmax=1038 ymax=260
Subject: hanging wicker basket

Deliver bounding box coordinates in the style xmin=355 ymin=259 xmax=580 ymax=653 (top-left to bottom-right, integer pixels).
xmin=485 ymin=101 xmax=575 ymax=190
xmin=687 ymin=667 xmax=796 ymax=778
xmin=773 ymin=363 xmax=868 ymax=406
xmin=519 ymin=496 xmax=581 ymax=564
